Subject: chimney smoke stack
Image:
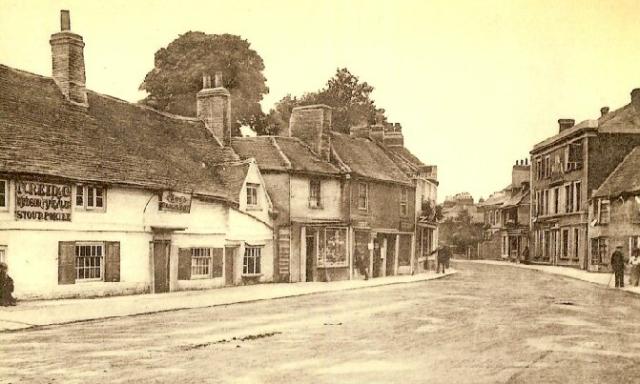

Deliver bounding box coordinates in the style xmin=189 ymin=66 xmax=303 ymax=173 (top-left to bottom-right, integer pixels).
xmin=50 ymin=10 xmax=87 ymax=106
xmin=600 ymin=106 xmax=609 ymax=117
xmin=558 ymin=119 xmax=575 ymax=133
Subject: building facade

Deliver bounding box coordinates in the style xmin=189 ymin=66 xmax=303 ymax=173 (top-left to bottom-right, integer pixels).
xmin=0 ymin=12 xmax=275 ymax=300
xmin=530 ymin=90 xmax=640 ymax=270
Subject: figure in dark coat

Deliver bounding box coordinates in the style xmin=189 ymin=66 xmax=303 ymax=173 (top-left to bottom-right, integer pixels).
xmin=611 ymin=246 xmax=625 ymax=288
xmin=431 ymin=246 xmax=451 ymax=274
xmin=0 ymin=262 xmax=16 ymax=306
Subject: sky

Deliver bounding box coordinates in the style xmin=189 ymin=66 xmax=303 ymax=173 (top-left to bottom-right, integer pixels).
xmin=1 ymin=0 xmax=640 ymax=202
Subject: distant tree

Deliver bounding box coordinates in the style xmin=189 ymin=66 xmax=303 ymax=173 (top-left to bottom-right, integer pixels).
xmin=265 ymin=68 xmax=386 ymax=134
xmin=139 ymin=32 xmax=269 ymax=135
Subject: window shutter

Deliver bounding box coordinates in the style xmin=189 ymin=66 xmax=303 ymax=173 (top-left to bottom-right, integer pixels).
xmin=212 ymin=248 xmax=224 ymax=278
xmin=58 ymin=241 xmax=76 ymax=285
xmin=105 ymin=242 xmax=121 ymax=282
xmin=178 ymin=248 xmax=191 ymax=280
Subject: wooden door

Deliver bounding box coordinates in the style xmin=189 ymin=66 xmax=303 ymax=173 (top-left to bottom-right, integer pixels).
xmin=306 ymin=234 xmax=315 ymax=282
xmin=153 ymin=240 xmax=170 ymax=293
xmin=224 ymin=247 xmax=235 ymax=286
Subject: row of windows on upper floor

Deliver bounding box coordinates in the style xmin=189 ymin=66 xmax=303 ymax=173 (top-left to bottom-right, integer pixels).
xmin=533 ymin=140 xmax=584 ymax=181
xmin=533 ymin=181 xmax=582 ymax=217
xmin=0 ymin=179 xmax=416 ymax=217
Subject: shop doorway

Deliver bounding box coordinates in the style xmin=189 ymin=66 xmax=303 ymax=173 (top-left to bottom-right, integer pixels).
xmin=306 ymin=233 xmax=315 ymax=282
xmin=385 ymin=235 xmax=396 ymax=276
xmin=372 ymin=236 xmax=383 ymax=278
xmin=152 ymin=240 xmax=170 ymax=293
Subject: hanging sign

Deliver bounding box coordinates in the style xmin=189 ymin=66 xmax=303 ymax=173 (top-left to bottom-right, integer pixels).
xmin=15 ymin=181 xmax=72 ymax=221
xmin=159 ymin=191 xmax=192 ymax=213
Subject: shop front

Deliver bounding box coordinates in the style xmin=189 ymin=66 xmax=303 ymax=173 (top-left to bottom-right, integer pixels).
xmin=300 ymin=223 xmax=350 ymax=282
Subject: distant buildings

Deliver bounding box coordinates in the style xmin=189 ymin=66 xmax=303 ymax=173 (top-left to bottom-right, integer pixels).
xmin=477 ymin=160 xmax=530 ymax=260
xmin=441 ymin=192 xmax=483 ymax=223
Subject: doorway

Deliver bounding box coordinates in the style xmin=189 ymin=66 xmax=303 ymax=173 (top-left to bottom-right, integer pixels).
xmin=385 ymin=235 xmax=396 ymax=276
xmin=306 ymin=233 xmax=315 ymax=282
xmin=224 ymin=246 xmax=236 ymax=286
xmin=153 ymin=240 xmax=170 ymax=293
xmin=373 ymin=236 xmax=383 ymax=278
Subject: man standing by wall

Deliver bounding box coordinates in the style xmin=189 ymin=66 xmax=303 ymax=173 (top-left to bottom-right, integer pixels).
xmin=611 ymin=245 xmax=626 ymax=288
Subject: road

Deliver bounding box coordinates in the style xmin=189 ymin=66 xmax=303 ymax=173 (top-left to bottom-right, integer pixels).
xmin=2 ymin=262 xmax=640 ymax=384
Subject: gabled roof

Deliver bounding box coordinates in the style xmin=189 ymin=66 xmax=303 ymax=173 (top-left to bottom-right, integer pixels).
xmin=0 ymin=64 xmax=241 ymax=202
xmin=330 ymin=132 xmax=412 ymax=185
xmin=592 ymin=146 xmax=640 ymax=198
xmin=230 ymin=136 xmax=341 ymax=175
xmin=502 ymin=189 xmax=530 ymax=208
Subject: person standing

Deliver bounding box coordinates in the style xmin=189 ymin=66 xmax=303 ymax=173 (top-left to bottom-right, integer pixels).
xmin=611 ymin=245 xmax=626 ymax=288
xmin=521 ymin=245 xmax=529 ymax=265
xmin=629 ymin=248 xmax=640 ymax=287
xmin=0 ymin=262 xmax=16 ymax=306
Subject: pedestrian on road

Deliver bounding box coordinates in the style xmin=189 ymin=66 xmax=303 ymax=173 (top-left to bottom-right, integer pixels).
xmin=611 ymin=245 xmax=626 ymax=288
xmin=629 ymin=248 xmax=640 ymax=287
xmin=521 ymin=245 xmax=529 ymax=265
xmin=0 ymin=262 xmax=16 ymax=306
xmin=430 ymin=245 xmax=450 ymax=274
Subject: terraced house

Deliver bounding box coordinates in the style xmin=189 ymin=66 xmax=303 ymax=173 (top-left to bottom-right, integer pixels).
xmin=530 ymin=88 xmax=640 ymax=270
xmin=0 ymin=11 xmax=274 ymax=300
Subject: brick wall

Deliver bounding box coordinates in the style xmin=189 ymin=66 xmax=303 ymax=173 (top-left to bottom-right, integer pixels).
xmin=289 ymin=105 xmax=332 ymax=161
xmin=349 ymin=179 xmax=415 ymax=230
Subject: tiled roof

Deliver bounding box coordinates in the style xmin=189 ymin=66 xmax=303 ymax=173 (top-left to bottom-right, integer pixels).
xmin=231 ymin=136 xmax=341 ymax=175
xmin=593 ymin=146 xmax=640 ymax=198
xmin=383 ymin=146 xmax=425 ymax=177
xmin=532 ymin=119 xmax=598 ymax=152
xmin=0 ymin=64 xmax=241 ymax=202
xmin=502 ymin=189 xmax=530 ymax=208
xmin=477 ymin=188 xmax=509 ymax=207
xmin=330 ymin=132 xmax=412 ymax=185
xmin=598 ymin=103 xmax=640 ymax=133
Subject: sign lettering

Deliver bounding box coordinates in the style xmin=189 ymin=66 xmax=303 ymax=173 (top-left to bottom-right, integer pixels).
xmin=159 ymin=191 xmax=192 ymax=213
xmin=15 ymin=181 xmax=72 ymax=222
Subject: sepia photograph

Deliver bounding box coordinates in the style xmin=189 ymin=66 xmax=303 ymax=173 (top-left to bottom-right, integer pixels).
xmin=1 ymin=1 xmax=640 ymax=383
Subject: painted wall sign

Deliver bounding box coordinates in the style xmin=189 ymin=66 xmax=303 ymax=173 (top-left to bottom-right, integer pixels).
xmin=159 ymin=191 xmax=192 ymax=213
xmin=15 ymin=181 xmax=72 ymax=221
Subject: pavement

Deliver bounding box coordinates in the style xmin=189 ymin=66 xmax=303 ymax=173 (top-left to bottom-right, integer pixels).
xmin=453 ymin=258 xmax=640 ymax=295
xmin=0 ymin=270 xmax=455 ymax=332
xmin=2 ymin=262 xmax=640 ymax=384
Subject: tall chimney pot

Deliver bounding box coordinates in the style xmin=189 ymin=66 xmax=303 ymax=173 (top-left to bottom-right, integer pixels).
xmin=61 ymin=10 xmax=70 ymax=31
xmin=600 ymin=106 xmax=609 ymax=117
xmin=214 ymin=72 xmax=223 ymax=88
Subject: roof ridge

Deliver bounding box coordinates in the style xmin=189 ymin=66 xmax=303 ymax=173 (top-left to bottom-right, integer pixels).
xmin=270 ymin=136 xmax=292 ymax=169
xmin=594 ymin=145 xmax=640 ymax=198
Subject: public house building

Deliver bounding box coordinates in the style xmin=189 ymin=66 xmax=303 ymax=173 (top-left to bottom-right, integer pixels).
xmin=0 ymin=11 xmax=274 ymax=300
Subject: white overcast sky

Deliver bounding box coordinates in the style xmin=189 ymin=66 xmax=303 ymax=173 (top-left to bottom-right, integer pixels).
xmin=1 ymin=0 xmax=640 ymax=202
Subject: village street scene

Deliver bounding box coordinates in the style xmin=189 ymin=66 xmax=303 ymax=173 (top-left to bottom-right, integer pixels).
xmin=1 ymin=1 xmax=640 ymax=383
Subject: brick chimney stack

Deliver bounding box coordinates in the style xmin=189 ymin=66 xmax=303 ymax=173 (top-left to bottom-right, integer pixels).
xmin=600 ymin=106 xmax=610 ymax=117
xmin=50 ymin=10 xmax=87 ymax=106
xmin=558 ymin=119 xmax=575 ymax=133
xmin=197 ymin=71 xmax=232 ymax=145
xmin=382 ymin=123 xmax=404 ymax=147
xmin=289 ymin=105 xmax=332 ymax=162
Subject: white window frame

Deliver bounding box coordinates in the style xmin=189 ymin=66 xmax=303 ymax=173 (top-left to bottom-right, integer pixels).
xmin=400 ymin=188 xmax=409 ymax=216
xmin=357 ymin=182 xmax=369 ymax=211
xmin=246 ymin=183 xmax=259 ymax=208
xmin=0 ymin=245 xmax=6 ymax=263
xmin=309 ymin=179 xmax=321 ymax=208
xmin=75 ymin=185 xmax=106 ymax=211
xmin=0 ymin=179 xmax=7 ymax=210
xmin=243 ymin=246 xmax=262 ymax=276
xmin=191 ymin=248 xmax=212 ymax=279
xmin=75 ymin=242 xmax=105 ymax=282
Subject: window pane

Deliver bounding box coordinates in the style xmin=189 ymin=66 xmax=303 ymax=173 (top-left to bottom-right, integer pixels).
xmin=95 ymin=188 xmax=104 ymax=208
xmin=76 ymin=185 xmax=84 ymax=207
xmin=87 ymin=187 xmax=94 ymax=207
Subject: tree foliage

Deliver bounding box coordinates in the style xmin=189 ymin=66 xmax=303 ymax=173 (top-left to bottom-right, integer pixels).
xmin=265 ymin=68 xmax=385 ymax=135
xmin=139 ymin=32 xmax=269 ymax=135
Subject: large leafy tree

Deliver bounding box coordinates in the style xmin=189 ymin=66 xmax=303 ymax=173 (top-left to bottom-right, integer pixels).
xmin=265 ymin=68 xmax=385 ymax=135
xmin=139 ymin=32 xmax=269 ymax=135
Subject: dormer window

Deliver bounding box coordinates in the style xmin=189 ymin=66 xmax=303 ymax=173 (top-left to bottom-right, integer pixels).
xmin=246 ymin=183 xmax=259 ymax=208
xmin=75 ymin=185 xmax=105 ymax=211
